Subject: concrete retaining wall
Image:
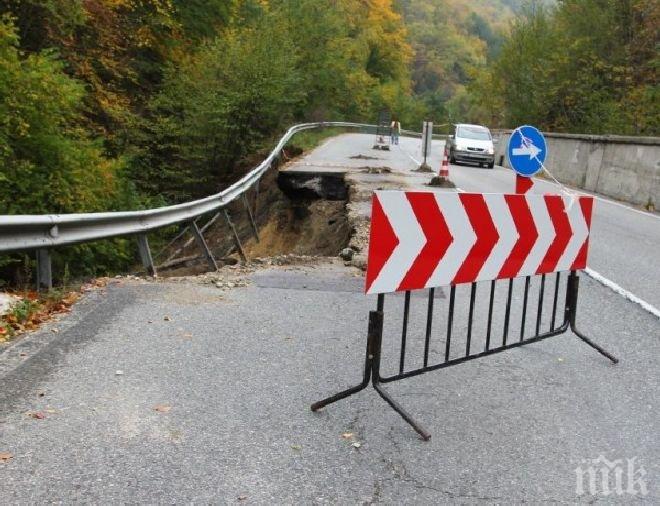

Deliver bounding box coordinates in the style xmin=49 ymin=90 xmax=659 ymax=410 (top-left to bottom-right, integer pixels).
xmin=492 ymin=130 xmax=660 ymax=209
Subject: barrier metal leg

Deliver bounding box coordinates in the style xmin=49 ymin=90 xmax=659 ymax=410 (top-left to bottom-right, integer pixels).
xmin=310 ymin=310 xmax=379 ymax=411
xmin=568 ymin=271 xmax=619 ymax=364
xmin=311 ymin=308 xmax=432 ymax=441
xmin=373 ymin=383 xmax=431 ymax=441
xmin=369 ymin=307 xmax=431 ymax=441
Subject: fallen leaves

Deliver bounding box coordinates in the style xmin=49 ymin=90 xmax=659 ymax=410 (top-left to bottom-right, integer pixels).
xmin=154 ymin=404 xmax=171 ymax=413
xmin=0 ymin=290 xmax=80 ymax=341
xmin=163 ymin=315 xmax=172 ymax=322
xmin=0 ymin=451 xmax=13 ymax=462
xmin=28 ymin=411 xmax=46 ymax=420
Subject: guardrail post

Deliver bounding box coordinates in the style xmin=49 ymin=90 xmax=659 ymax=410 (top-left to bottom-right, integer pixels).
xmin=253 ymin=180 xmax=260 ymax=218
xmin=36 ymin=249 xmax=52 ymax=291
xmin=190 ymin=220 xmax=218 ymax=271
xmin=223 ymin=210 xmax=247 ymax=262
xmin=242 ymin=193 xmax=260 ymax=242
xmin=137 ymin=234 xmax=157 ymax=277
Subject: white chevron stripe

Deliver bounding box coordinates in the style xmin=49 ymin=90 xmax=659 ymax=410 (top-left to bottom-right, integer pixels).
xmin=367 ymin=192 xmax=426 ymax=294
xmin=520 ymin=195 xmax=555 ymax=275
xmin=478 ymin=194 xmax=518 ymax=281
xmin=425 ymin=193 xmax=476 ymax=287
xmin=555 ymin=196 xmax=589 ymax=271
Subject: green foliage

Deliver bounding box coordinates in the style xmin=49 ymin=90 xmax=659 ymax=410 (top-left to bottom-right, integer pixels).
xmin=470 ymin=0 xmax=659 ymax=134
xmin=131 ymin=11 xmax=304 ymax=202
xmin=0 ymin=16 xmax=122 ymax=214
xmin=130 ymin=0 xmax=414 ymax=202
xmin=397 ymin=0 xmax=510 ymax=125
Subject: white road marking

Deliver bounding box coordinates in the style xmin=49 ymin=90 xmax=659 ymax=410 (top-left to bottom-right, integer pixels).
xmin=584 ymin=268 xmax=660 ymax=319
xmin=397 ymin=145 xmax=421 ymax=166
xmin=532 ymin=177 xmax=659 ymax=220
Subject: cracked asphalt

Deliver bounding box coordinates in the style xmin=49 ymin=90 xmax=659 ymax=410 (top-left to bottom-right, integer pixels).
xmin=0 ymin=262 xmax=658 ymax=503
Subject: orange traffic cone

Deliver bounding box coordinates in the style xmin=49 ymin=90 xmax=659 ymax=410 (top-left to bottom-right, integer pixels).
xmin=439 ymin=147 xmax=450 ymax=178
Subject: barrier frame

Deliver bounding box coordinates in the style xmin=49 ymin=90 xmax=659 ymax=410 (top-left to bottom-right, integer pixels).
xmin=311 ymin=270 xmax=618 ymax=440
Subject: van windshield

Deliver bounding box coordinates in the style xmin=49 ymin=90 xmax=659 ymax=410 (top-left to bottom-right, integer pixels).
xmin=457 ymin=126 xmax=491 ymax=141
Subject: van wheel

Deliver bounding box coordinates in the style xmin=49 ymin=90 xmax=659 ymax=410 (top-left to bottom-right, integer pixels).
xmin=488 ymin=161 xmax=495 ymax=169
xmin=449 ymin=150 xmax=456 ymax=164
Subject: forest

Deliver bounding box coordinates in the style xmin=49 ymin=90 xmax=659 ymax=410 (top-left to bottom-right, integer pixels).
xmin=0 ymin=0 xmax=657 ymax=277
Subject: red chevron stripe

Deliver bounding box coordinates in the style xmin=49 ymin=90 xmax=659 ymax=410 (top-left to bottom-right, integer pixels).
xmin=571 ymin=197 xmax=594 ymax=270
xmin=498 ymin=195 xmax=538 ymax=278
xmin=537 ymin=195 xmax=572 ymax=273
xmin=397 ymin=193 xmax=453 ymax=291
xmin=365 ymin=195 xmax=400 ymax=293
xmin=453 ymin=194 xmax=499 ymax=284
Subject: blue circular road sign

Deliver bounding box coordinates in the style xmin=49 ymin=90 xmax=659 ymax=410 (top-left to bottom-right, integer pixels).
xmin=507 ymin=125 xmax=547 ymax=177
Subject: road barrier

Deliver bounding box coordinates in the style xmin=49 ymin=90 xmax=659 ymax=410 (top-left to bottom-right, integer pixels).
xmin=312 ymin=191 xmax=618 ymax=440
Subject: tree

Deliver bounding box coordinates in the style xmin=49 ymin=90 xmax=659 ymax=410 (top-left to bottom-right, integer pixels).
xmin=0 ymin=16 xmax=122 ymax=215
xmin=131 ymin=11 xmax=304 ymax=202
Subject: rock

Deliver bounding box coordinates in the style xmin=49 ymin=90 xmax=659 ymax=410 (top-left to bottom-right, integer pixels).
xmin=351 ymin=255 xmax=368 ymax=270
xmin=339 ymin=248 xmax=354 ymax=261
xmin=0 ymin=293 xmax=21 ymax=317
xmin=428 ymin=176 xmax=456 ymax=188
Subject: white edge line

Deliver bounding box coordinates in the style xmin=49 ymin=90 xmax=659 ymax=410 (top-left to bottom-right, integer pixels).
xmin=584 ymin=267 xmax=660 ymax=319
xmin=531 ymin=177 xmax=659 ymax=220
xmin=398 ymin=145 xmax=421 ymax=166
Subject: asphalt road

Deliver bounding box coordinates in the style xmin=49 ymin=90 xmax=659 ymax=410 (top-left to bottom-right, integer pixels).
xmin=0 ymin=133 xmax=658 ymax=503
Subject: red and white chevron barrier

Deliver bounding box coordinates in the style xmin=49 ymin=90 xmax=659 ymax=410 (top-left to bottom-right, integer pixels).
xmin=365 ymin=191 xmax=594 ymax=294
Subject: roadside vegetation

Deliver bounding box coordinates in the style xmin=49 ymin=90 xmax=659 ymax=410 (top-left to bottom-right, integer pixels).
xmin=0 ymin=0 xmax=656 ymax=284
xmin=0 ymin=289 xmax=80 ymax=342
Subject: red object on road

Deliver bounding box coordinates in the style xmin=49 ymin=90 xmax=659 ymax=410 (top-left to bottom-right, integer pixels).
xmin=516 ymin=174 xmax=534 ymax=194
xmin=439 ymin=147 xmax=450 ymax=177
xmin=365 ymin=191 xmax=594 ymax=294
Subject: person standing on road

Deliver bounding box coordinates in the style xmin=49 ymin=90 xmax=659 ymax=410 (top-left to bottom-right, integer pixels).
xmin=390 ymin=119 xmax=401 ymax=145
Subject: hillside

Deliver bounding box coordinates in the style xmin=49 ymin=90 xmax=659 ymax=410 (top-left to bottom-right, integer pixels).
xmin=397 ymin=0 xmax=521 ymax=127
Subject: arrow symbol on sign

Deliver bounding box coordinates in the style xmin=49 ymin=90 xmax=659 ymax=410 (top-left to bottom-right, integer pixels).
xmin=512 ymin=141 xmax=542 ymax=159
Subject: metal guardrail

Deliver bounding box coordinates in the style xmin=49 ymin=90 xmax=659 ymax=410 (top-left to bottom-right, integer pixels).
xmin=0 ymin=122 xmax=373 ymax=254
xmin=0 ymin=122 xmax=376 ymax=286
